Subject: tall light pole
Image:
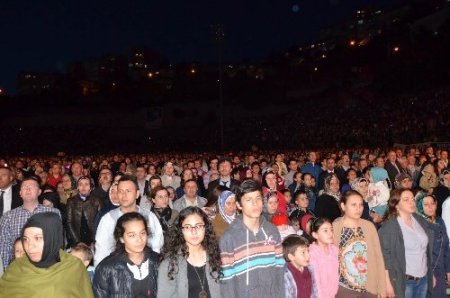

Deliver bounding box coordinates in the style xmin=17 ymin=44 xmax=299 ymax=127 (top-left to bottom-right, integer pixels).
xmin=212 ymin=24 xmax=225 ymax=151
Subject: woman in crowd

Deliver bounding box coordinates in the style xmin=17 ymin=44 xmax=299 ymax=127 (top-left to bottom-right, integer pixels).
xmin=0 ymin=212 xmax=93 ymax=297
xmin=212 ymin=190 xmax=237 ymax=240
xmin=262 ymin=170 xmax=288 ymax=214
xmin=333 ymin=190 xmax=386 ymax=297
xmin=150 ymin=185 xmax=179 ymax=232
xmin=93 ymin=212 xmax=159 ymax=297
xmin=315 ymin=174 xmax=342 ymax=222
xmin=59 ymin=173 xmax=78 ymax=205
xmin=378 ymin=189 xmax=433 ymax=298
xmin=416 ymin=194 xmax=450 ymax=298
xmin=158 ymin=206 xmax=221 ymax=297
xmin=262 ymin=190 xmax=281 ymax=222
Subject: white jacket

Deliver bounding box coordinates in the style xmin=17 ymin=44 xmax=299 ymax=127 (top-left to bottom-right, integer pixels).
xmin=94 ymin=205 xmax=163 ymax=266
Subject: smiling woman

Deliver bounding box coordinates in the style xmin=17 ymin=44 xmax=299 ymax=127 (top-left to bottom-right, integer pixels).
xmin=0 ymin=212 xmax=94 ymax=297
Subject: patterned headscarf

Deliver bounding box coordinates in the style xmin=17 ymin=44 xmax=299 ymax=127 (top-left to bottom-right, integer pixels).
xmin=415 ymin=191 xmax=429 ymax=220
xmin=218 ymin=190 xmax=236 ymax=224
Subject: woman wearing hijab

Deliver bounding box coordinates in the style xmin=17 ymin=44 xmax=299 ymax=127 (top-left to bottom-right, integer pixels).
xmin=212 ymin=190 xmax=237 ymax=240
xmin=0 ymin=212 xmax=94 ymax=297
xmin=315 ymin=173 xmax=342 ymax=221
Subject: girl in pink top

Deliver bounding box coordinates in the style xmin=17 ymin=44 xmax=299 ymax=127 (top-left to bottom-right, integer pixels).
xmin=309 ymin=218 xmax=339 ymax=298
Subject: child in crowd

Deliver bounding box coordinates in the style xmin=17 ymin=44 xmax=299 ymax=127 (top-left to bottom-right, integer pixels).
xmin=262 ymin=190 xmax=280 ymax=222
xmin=289 ymin=190 xmax=315 ymax=221
xmin=289 ymin=217 xmax=303 ymax=236
xmin=70 ymin=243 xmax=95 ymax=282
xmin=309 ymin=218 xmax=339 ymax=298
xmin=272 ymin=214 xmax=296 ymax=240
xmin=282 ymin=235 xmax=314 ymax=298
xmin=13 ymin=238 xmax=25 ymax=259
xmin=282 ymin=189 xmax=295 ymax=215
xmin=220 ymin=180 xmax=285 ymax=297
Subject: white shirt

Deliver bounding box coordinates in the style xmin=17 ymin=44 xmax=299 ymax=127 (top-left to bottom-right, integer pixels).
xmin=94 ymin=205 xmax=164 ymax=266
xmin=0 ymin=185 xmax=13 ymax=215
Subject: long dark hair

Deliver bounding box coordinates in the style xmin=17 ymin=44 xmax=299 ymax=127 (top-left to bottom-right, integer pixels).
xmin=113 ymin=212 xmax=148 ymax=255
xmin=159 ymin=206 xmax=222 ymax=281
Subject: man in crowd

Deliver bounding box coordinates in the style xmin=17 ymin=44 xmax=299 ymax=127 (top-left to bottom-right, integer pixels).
xmin=0 ymin=167 xmax=22 ymax=219
xmin=207 ymin=158 xmax=240 ymax=197
xmin=161 ymin=161 xmax=181 ymax=189
xmin=173 ymin=179 xmax=207 ymax=212
xmin=0 ymin=177 xmax=60 ymax=268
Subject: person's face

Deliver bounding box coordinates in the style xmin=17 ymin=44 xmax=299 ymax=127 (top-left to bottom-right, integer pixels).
xmin=232 ymin=171 xmax=240 ymax=180
xmin=237 ymin=190 xmax=263 ymax=219
xmin=443 ymin=173 xmax=450 ymax=187
xmin=356 ymin=181 xmax=369 ymax=197
xmin=61 ymin=176 xmax=72 ymax=189
xmin=99 ymin=170 xmax=112 ymax=184
xmin=71 ymin=163 xmax=82 ymax=177
xmin=267 ymin=196 xmax=279 ymax=214
xmin=52 ymin=165 xmax=61 ymax=175
xmin=184 ymin=181 xmax=198 ymax=198
xmin=14 ymin=241 xmax=25 ymax=259
xmin=271 ymin=164 xmax=279 ymax=173
xmin=20 ymin=180 xmax=41 ymax=203
xmin=303 ymin=175 xmax=312 ymax=187
xmin=291 ymin=221 xmax=300 ymax=232
xmin=426 ymin=146 xmax=434 ymax=155
xmin=396 ymin=150 xmax=403 ymax=158
xmin=150 ymin=178 xmax=161 ymax=190
xmin=288 ymin=245 xmax=310 ymax=269
xmin=183 ymin=169 xmax=194 ymax=180
xmin=438 ymin=160 xmax=446 ymax=170
xmin=407 ymin=155 xmax=416 ymax=166
xmin=152 ymin=189 xmax=169 ymax=209
xmin=342 ymin=155 xmax=350 ymax=166
xmin=245 ymin=169 xmax=253 ymax=178
xmin=295 ymin=194 xmax=309 ymax=209
xmin=210 ymin=159 xmax=218 ymax=171
xmin=265 ymin=173 xmax=277 ymax=189
xmin=422 ymin=196 xmax=437 ymax=218
xmin=233 ymin=156 xmax=241 ymax=165
xmin=400 ymin=177 xmax=413 ymax=189
xmin=375 ymin=157 xmax=385 ymax=168
xmin=181 ymin=214 xmax=206 ymax=248
xmin=0 ymin=168 xmax=13 ymax=189
xmin=118 ymin=181 xmax=139 ymax=208
xmin=359 ymin=159 xmax=368 ymax=170
xmin=396 ymin=190 xmax=416 ymax=216
xmin=329 ymin=177 xmax=340 ymax=193
xmin=309 ymin=152 xmax=316 ymax=163
xmin=312 ymin=222 xmax=334 ymax=245
xmin=148 ymin=166 xmax=156 ymax=175
xmin=77 ymin=179 xmax=91 ymax=197
xmin=22 ymin=227 xmax=44 ymax=262
xmin=341 ymin=194 xmax=364 ymax=221
xmin=311 ymin=178 xmax=316 ymax=188
xmin=42 ymin=199 xmax=54 ymax=208
xmin=284 ymin=192 xmax=292 ymax=204
xmin=56 ymin=183 xmax=64 ymax=193
xmin=288 ymin=161 xmax=298 ymax=171
xmin=136 ymin=168 xmax=146 ymax=180
xmin=388 ymin=152 xmax=397 ymax=163
xmin=326 ymin=159 xmax=335 ymax=171
xmin=441 ymin=151 xmax=448 ymax=160
xmin=165 ymin=163 xmax=175 ymax=176
xmin=347 ymin=170 xmax=357 ymax=182
xmin=224 ymin=196 xmax=237 ymax=216
xmin=219 ymin=161 xmax=232 ymax=177
xmin=194 ymin=160 xmax=202 ymax=169
xmin=120 ymin=220 xmax=148 ymax=255
xmin=251 ymin=164 xmax=260 ymax=175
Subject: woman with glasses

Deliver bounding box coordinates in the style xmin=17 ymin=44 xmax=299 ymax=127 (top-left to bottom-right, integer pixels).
xmin=378 ymin=189 xmax=433 ymax=298
xmin=157 ymin=206 xmax=221 ymax=298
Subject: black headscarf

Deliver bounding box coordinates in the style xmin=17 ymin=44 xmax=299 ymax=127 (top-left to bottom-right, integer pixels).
xmin=21 ymin=212 xmax=63 ymax=268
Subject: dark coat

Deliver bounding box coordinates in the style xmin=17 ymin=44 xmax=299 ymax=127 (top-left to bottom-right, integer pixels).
xmin=93 ymin=247 xmax=159 ymax=298
xmin=66 ymin=194 xmax=102 ymax=245
xmin=207 ymin=178 xmax=240 ymax=200
xmin=314 ymin=194 xmax=341 ymax=222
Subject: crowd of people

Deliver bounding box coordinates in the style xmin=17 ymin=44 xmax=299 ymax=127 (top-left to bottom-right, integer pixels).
xmin=0 ymin=146 xmax=450 ymax=297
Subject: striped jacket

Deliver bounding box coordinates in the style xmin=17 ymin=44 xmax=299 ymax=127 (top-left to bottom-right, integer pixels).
xmin=220 ymin=216 xmax=285 ymax=298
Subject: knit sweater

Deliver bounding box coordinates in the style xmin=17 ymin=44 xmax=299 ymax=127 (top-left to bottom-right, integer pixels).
xmin=220 ymin=216 xmax=285 ymax=298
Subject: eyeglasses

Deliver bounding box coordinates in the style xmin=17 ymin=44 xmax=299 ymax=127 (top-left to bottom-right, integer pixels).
xmin=181 ymin=224 xmax=205 ymax=233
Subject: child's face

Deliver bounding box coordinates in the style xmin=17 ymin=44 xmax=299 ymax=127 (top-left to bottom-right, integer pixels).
xmin=267 ymin=196 xmax=279 ymax=214
xmin=312 ymin=222 xmax=334 ymax=245
xmin=284 ymin=192 xmax=292 ymax=204
xmin=295 ymin=194 xmax=309 ymax=209
xmin=291 ymin=221 xmax=300 ymax=232
xmin=289 ymin=245 xmax=310 ymax=269
xmin=14 ymin=241 xmax=25 ymax=259
xmin=238 ymin=190 xmax=263 ymax=219
xmin=70 ymin=251 xmax=89 ymax=268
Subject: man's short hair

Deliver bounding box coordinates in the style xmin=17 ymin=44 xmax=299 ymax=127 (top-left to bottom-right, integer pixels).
xmin=118 ymin=175 xmax=139 ymax=191
xmin=0 ymin=166 xmax=14 ymax=177
xmin=218 ymin=157 xmax=232 ymax=166
xmin=71 ymin=242 xmax=93 ymax=263
xmin=282 ymin=235 xmax=309 ymax=262
xmin=235 ymin=179 xmax=262 ymax=204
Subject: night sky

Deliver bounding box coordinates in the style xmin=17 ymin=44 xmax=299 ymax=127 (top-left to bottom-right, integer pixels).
xmin=1 ymin=0 xmax=405 ymax=93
